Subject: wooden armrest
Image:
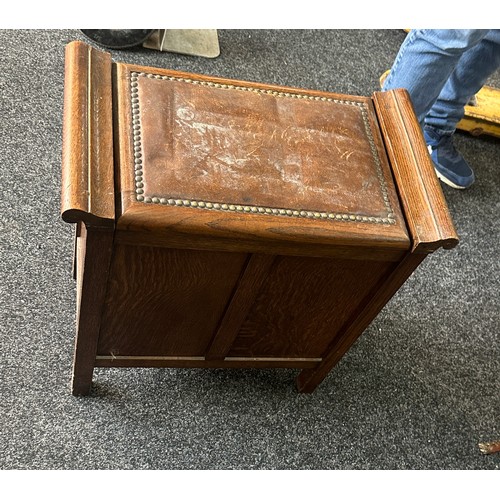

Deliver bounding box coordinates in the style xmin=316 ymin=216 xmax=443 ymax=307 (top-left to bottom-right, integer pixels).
xmin=61 ymin=41 xmax=115 ymax=229
xmin=373 ymin=89 xmax=459 ymax=253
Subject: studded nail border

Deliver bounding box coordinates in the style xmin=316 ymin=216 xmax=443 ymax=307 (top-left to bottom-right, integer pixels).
xmin=130 ymin=71 xmax=396 ymax=225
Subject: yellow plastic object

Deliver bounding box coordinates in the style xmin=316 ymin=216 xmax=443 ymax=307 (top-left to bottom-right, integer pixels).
xmin=379 ymin=70 xmax=500 ymax=138
xmin=460 ymin=85 xmax=500 ymax=137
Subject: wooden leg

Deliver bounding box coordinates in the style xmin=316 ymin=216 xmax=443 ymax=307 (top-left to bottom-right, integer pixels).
xmin=71 ymin=226 xmax=114 ymax=396
xmin=296 ymin=252 xmax=427 ymax=393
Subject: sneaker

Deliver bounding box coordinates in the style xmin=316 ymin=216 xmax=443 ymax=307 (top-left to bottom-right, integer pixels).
xmin=423 ymin=127 xmax=475 ymax=189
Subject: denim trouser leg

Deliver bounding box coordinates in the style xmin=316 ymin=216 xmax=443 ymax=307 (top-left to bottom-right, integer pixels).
xmin=425 ymin=30 xmax=500 ymax=133
xmin=382 ymin=29 xmax=497 ymax=131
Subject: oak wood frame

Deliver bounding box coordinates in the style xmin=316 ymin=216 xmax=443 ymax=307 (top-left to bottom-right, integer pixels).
xmin=61 ymin=42 xmax=458 ymax=396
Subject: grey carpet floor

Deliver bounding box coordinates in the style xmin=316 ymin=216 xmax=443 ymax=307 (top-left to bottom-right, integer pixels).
xmin=0 ymin=29 xmax=499 ymax=470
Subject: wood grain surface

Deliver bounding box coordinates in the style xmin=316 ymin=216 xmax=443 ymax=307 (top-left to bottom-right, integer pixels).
xmin=62 ymin=43 xmax=460 ymax=394
xmin=229 ymin=255 xmax=394 ymax=359
xmin=61 ymin=41 xmax=115 ymax=229
xmin=373 ymin=90 xmax=459 ymax=252
xmin=97 ymin=244 xmax=248 ymax=356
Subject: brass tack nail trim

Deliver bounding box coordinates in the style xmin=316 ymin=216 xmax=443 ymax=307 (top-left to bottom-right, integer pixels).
xmin=129 ymin=71 xmax=397 ymax=225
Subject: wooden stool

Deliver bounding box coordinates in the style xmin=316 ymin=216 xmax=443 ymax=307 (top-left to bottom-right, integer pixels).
xmin=61 ymin=41 xmax=458 ymax=396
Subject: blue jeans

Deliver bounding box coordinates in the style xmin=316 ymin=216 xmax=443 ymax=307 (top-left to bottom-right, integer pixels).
xmin=382 ymin=29 xmax=500 ymax=134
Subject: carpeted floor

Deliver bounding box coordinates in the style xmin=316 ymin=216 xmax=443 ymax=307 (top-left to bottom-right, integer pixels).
xmin=0 ymin=29 xmax=498 ymax=471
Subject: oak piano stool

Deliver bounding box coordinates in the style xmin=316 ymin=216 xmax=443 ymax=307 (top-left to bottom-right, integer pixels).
xmin=61 ymin=41 xmax=458 ymax=395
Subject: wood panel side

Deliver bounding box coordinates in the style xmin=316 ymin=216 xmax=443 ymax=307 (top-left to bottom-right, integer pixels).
xmin=228 ymin=256 xmax=395 ymax=359
xmin=296 ymin=251 xmax=426 ymax=393
xmin=373 ymin=89 xmax=459 ymax=252
xmin=97 ymin=245 xmax=248 ymax=357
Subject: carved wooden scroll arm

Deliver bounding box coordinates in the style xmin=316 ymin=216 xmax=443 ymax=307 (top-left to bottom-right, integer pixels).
xmin=61 ymin=40 xmax=115 ymax=230
xmin=373 ymin=89 xmax=459 ymax=254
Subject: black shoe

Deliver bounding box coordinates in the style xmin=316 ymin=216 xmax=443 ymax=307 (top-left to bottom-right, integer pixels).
xmin=80 ymin=29 xmax=155 ymax=49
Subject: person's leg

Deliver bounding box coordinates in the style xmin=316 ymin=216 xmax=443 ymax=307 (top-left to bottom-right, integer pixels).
xmin=422 ymin=30 xmax=500 ymax=188
xmin=425 ymin=30 xmax=500 ymax=133
xmin=383 ymin=29 xmax=490 ymax=123
xmin=383 ymin=29 xmax=494 ymax=189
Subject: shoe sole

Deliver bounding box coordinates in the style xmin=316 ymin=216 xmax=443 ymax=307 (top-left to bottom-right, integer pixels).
xmin=434 ymin=167 xmax=468 ymax=190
